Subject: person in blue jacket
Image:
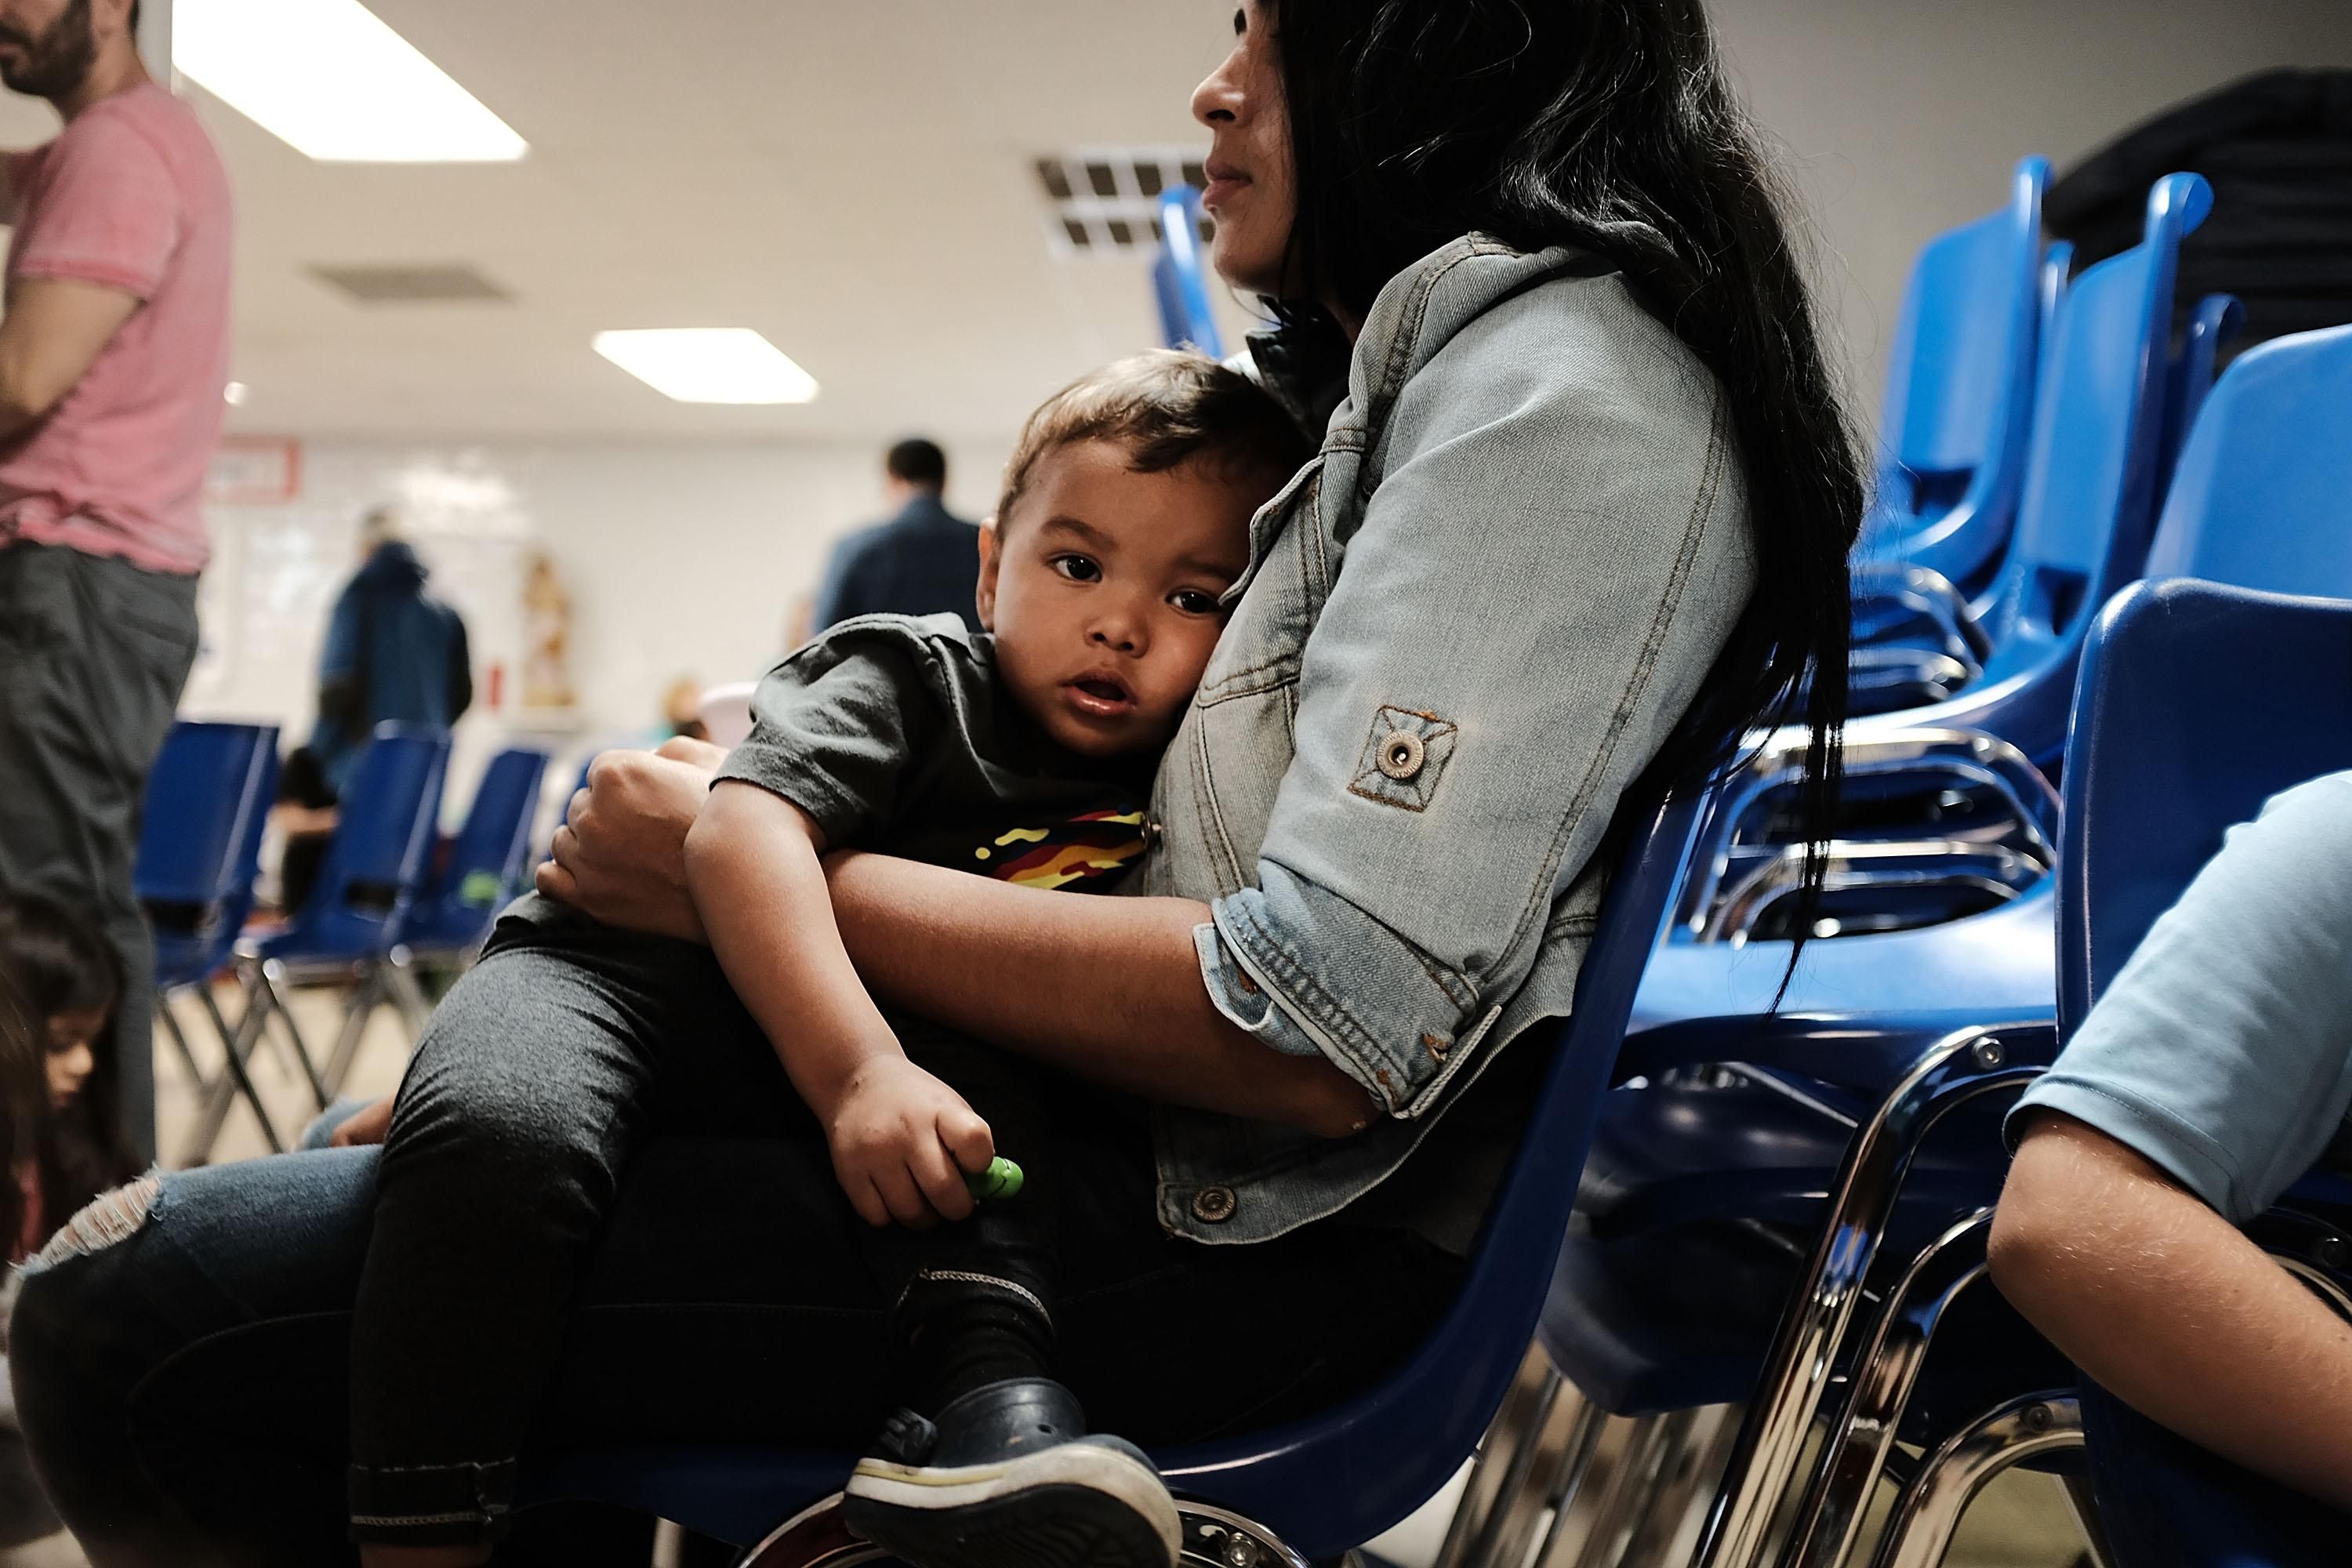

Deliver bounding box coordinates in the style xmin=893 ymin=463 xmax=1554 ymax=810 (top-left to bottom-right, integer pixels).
xmin=308 ymin=508 xmax=474 ymax=797
xmin=811 ymin=437 xmax=984 ymax=635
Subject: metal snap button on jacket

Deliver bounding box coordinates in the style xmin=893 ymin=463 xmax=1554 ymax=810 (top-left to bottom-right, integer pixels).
xmin=1375 ymin=729 xmax=1426 ymax=780
xmin=1191 ymin=1185 xmax=1238 ymax=1223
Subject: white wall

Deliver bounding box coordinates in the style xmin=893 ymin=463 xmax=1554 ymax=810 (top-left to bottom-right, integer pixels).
xmin=183 ymin=436 xmax=1011 ymax=820
xmin=1711 ymin=0 xmax=2352 ymax=427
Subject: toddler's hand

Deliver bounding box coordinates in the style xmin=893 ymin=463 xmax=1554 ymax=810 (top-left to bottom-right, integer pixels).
xmin=822 ymin=1057 xmax=995 ymax=1229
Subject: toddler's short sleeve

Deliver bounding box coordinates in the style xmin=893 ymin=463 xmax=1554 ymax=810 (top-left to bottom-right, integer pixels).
xmin=713 ymin=617 xmax=952 ymax=848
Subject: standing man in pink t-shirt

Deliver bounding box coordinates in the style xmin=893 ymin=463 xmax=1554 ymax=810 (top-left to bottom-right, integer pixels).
xmin=0 ymin=0 xmax=232 ymax=1162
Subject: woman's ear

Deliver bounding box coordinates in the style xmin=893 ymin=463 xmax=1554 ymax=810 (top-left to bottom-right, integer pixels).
xmin=975 ymin=517 xmax=1001 ymax=632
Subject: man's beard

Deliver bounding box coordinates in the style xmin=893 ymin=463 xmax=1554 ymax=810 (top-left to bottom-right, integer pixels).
xmin=0 ymin=0 xmax=96 ymax=99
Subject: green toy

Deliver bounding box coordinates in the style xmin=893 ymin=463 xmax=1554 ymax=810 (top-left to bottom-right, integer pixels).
xmin=965 ymin=1156 xmax=1025 ymax=1202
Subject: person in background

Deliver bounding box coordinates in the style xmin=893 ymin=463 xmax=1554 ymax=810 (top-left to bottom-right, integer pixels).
xmin=1991 ymin=771 xmax=2352 ymax=1566
xmin=0 ymin=938 xmax=60 ymax=1550
xmin=308 ymin=507 xmax=475 ymax=799
xmin=0 ymin=0 xmax=234 ymax=1166
xmin=811 ymin=437 xmax=984 ymax=635
xmin=0 ymin=893 xmax=138 ymax=1262
xmin=659 ymin=676 xmax=710 ymax=744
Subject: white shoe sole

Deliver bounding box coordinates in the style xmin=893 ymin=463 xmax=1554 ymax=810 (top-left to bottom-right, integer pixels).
xmin=844 ymin=1440 xmax=1180 ymax=1568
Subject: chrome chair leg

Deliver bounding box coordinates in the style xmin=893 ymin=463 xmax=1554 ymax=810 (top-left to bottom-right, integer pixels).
xmin=1784 ymin=1212 xmax=1994 ymax=1568
xmin=1435 ymin=1346 xmax=1560 ymax=1568
xmin=1561 ymin=1410 xmax=1682 ymax=1568
xmin=1866 ymin=1394 xmax=2080 ymax=1568
xmin=1690 ymin=1024 xmax=2044 ymax=1568
xmin=252 ymin=959 xmax=333 ymax=1110
xmin=319 ymin=964 xmax=401 ymax=1103
xmin=183 ymin=969 xmax=281 ymax=1163
xmin=1606 ymin=1406 xmax=1725 ymax=1568
xmin=166 ymin=988 xmax=284 ymax=1158
xmin=383 ymin=946 xmax=437 ymax=1041
xmin=1458 ymin=1363 xmax=1568 ymax=1568
xmin=1521 ymin=1395 xmax=1609 ymax=1568
xmin=2056 ymin=1473 xmax=2118 ymax=1568
xmin=735 ymin=1496 xmax=1319 ymax=1568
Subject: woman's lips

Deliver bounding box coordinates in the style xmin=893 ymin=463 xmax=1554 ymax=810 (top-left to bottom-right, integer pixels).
xmin=1202 ymin=160 xmax=1250 ymax=211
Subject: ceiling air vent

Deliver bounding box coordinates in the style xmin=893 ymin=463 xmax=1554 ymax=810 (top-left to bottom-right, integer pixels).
xmin=309 ymin=263 xmax=513 ymax=303
xmin=1033 ymin=147 xmax=1216 ymax=258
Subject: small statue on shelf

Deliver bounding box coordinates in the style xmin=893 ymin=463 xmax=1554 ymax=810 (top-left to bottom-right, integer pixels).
xmin=521 ymin=550 xmax=575 ymax=710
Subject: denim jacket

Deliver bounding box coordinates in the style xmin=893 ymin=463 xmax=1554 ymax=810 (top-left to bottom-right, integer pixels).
xmin=1135 ymin=235 xmax=1757 ymax=1245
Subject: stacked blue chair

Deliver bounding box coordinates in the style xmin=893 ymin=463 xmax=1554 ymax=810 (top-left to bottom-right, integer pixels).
xmin=134 ymin=721 xmax=283 ymax=1159
xmin=1841 ymin=171 xmax=2207 ymax=757
xmin=1646 ymin=172 xmax=2215 ymax=1033
xmin=1152 ymin=185 xmax=1225 ymax=358
xmin=183 ymin=723 xmax=449 ymax=1163
xmin=514 ymin=791 xmax=1708 ymax=1565
xmin=1848 ymin=156 xmax=2049 ymax=701
xmin=1458 ymin=321 xmax=2352 ymax=1568
xmin=381 ymin=746 xmax=550 ymax=1033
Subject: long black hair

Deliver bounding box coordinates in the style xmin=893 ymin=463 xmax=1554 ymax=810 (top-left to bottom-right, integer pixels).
xmin=0 ymin=949 xmax=45 ymax=1255
xmin=1265 ymin=0 xmax=1860 ymax=948
xmin=0 ymin=894 xmax=140 ymax=1239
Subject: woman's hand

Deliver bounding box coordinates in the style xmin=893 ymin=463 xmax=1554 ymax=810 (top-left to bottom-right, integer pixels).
xmin=536 ymin=736 xmax=724 ymax=942
xmin=328 ymin=1094 xmax=396 ymax=1148
xmin=818 ymin=1056 xmax=995 ymax=1231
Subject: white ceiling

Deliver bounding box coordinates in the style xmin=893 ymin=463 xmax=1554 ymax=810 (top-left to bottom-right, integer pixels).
xmin=4 ymin=0 xmax=2344 ymax=448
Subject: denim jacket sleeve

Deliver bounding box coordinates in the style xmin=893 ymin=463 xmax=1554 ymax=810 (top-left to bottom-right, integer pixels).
xmin=1200 ymin=275 xmax=1755 ymax=1116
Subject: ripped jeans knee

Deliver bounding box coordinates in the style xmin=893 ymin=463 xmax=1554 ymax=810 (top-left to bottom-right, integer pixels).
xmin=20 ymin=1171 xmax=164 ymax=1279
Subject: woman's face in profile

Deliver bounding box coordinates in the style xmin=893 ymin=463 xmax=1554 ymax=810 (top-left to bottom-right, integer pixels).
xmin=1191 ymin=2 xmax=1296 ymax=298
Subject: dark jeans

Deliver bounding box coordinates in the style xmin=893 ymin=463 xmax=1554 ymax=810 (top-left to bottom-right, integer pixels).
xmin=349 ymin=915 xmax=1128 ymax=1545
xmin=9 ymin=928 xmax=1461 ymax=1566
xmin=2079 ymin=1380 xmax=2350 ymax=1567
xmin=0 ymin=541 xmax=200 ymax=1164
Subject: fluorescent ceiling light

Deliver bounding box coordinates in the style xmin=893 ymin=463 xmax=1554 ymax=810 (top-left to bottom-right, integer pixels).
xmin=176 ymin=0 xmax=527 ymax=163
xmin=592 ymin=330 xmax=820 ymax=405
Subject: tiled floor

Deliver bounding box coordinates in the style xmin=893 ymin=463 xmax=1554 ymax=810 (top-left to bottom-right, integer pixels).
xmin=10 ymin=985 xmax=2090 ymax=1567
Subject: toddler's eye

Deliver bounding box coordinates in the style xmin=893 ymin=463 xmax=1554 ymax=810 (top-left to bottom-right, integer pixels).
xmin=1051 ymin=554 xmax=1102 ymax=583
xmin=1171 ymin=589 xmax=1223 ymax=615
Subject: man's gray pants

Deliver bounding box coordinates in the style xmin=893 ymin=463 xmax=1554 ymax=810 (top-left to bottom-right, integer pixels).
xmin=0 ymin=541 xmax=201 ymax=1163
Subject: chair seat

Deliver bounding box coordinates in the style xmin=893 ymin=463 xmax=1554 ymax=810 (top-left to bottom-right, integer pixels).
xmin=1632 ymin=880 xmax=2056 ymax=1033
xmin=1579 ymin=1082 xmax=2003 ymax=1240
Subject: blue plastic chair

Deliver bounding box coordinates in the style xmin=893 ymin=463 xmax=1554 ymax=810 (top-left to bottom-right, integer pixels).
xmin=514 ymin=790 xmax=1708 ymax=1564
xmin=184 ymin=724 xmax=450 ymax=1163
xmin=1840 ymin=172 xmax=2208 ymax=753
xmin=1857 ymin=156 xmax=2049 ymax=600
xmin=2153 ymin=293 xmax=2245 ymax=510
xmin=1152 ymin=185 xmax=1225 ymax=358
xmin=134 ymin=721 xmax=285 ymax=1157
xmin=381 ymin=746 xmax=550 ymax=1035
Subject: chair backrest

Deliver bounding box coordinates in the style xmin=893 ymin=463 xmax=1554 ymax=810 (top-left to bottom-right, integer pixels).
xmin=405 ymin=746 xmax=550 ymax=946
xmin=1151 ymin=185 xmax=1225 ymax=358
xmin=1156 ymin=789 xmax=1709 ymax=1557
xmin=2143 ymin=322 xmax=2352 ymax=599
xmin=2154 ymin=293 xmax=2245 ymax=502
xmin=1864 ymin=157 xmax=2048 ymax=593
xmin=134 ymin=721 xmax=280 ymax=910
xmin=283 ymin=723 xmax=450 ymax=954
xmin=2059 ymin=581 xmax=2352 ymax=1039
xmin=1976 ymin=172 xmax=2211 ymax=686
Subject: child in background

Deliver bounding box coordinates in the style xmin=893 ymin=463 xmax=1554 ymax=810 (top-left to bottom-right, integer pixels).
xmin=351 ymin=351 xmax=1308 ymax=1568
xmin=0 ymin=895 xmax=143 ymax=1261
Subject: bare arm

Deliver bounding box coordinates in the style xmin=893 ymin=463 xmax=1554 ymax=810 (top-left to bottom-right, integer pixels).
xmin=822 ymin=848 xmax=1374 ymax=1139
xmin=684 ymin=781 xmax=989 ymax=1229
xmin=537 ymin=741 xmax=1375 ymax=1139
xmin=1991 ymin=1112 xmax=2352 ymax=1511
xmin=0 ymin=278 xmax=139 ymax=437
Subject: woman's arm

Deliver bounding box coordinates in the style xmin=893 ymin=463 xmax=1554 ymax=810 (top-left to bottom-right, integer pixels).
xmin=823 ymin=849 xmax=1374 ymax=1138
xmin=537 ymin=740 xmax=1374 ymax=1138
